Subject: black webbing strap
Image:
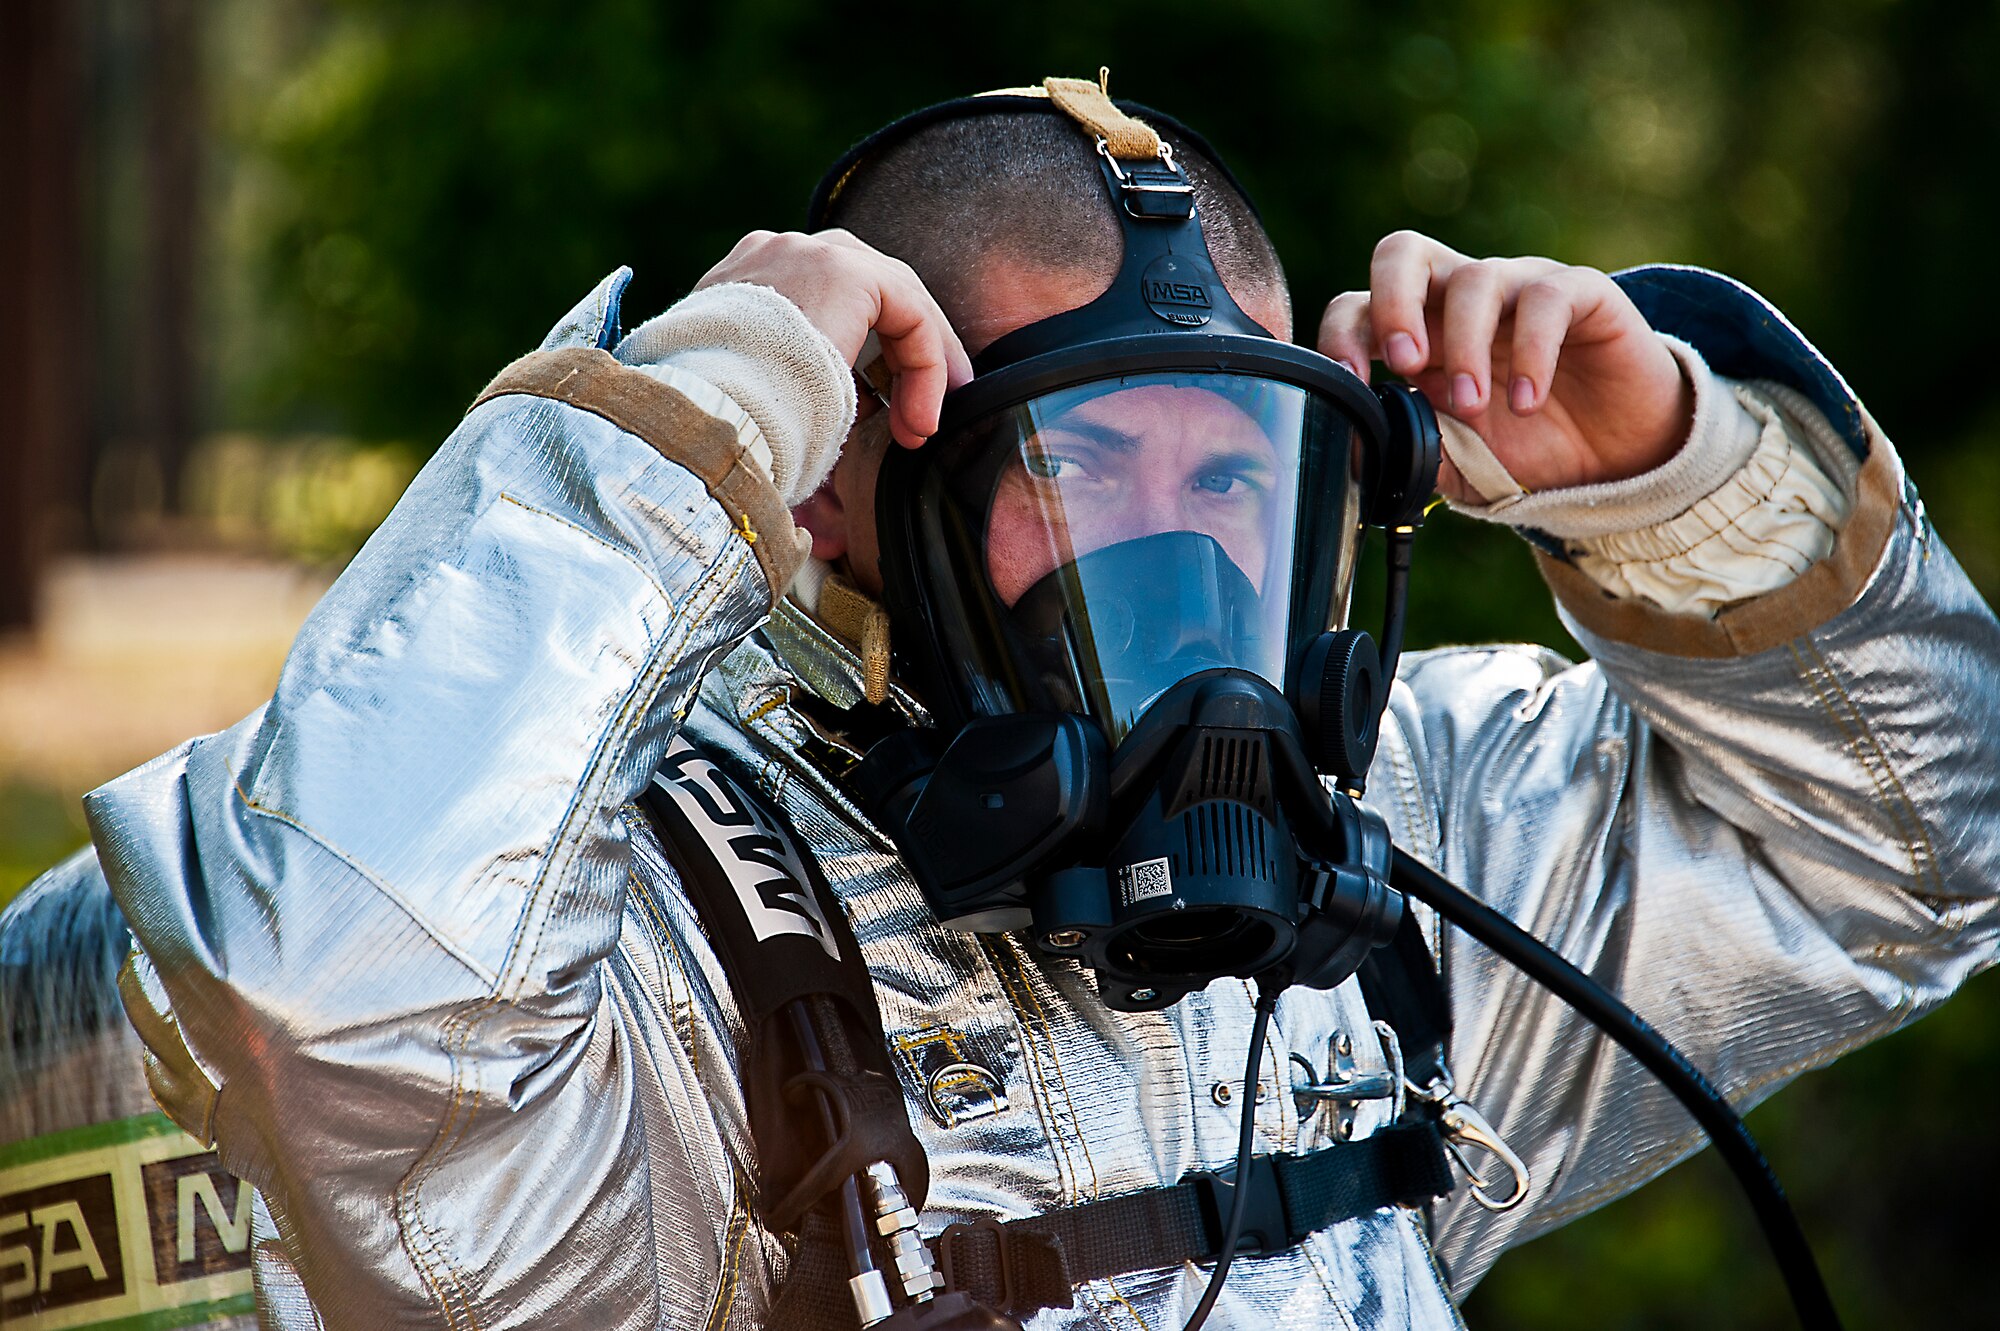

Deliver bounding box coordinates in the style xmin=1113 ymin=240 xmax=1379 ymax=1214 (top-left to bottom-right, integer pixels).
xmin=638 ymin=737 xmax=929 ymax=1232
xmin=930 ymin=1119 xmax=1454 ymax=1319
xmin=640 ymin=736 xmax=1457 ymax=1327
xmin=770 ymin=1207 xmax=860 ymax=1331
xmin=1358 ymin=895 xmax=1454 ymax=1087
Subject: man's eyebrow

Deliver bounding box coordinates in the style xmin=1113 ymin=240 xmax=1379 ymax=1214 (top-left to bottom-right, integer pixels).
xmin=1204 ymin=447 xmax=1278 ymax=475
xmin=1044 ymin=417 xmax=1142 ymax=453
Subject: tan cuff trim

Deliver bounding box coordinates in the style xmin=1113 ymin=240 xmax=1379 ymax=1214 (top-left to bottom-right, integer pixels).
xmin=1438 ymin=414 xmax=1527 ymax=506
xmin=474 ymin=347 xmax=810 ymax=604
xmin=1536 ymin=430 xmax=1903 ymax=659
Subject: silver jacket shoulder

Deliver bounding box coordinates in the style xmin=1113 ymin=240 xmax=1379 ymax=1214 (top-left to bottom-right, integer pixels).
xmin=59 ymin=265 xmax=2000 ymax=1329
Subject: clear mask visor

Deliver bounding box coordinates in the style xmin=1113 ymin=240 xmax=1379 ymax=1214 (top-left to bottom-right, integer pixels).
xmin=917 ymin=371 xmax=1365 ymax=744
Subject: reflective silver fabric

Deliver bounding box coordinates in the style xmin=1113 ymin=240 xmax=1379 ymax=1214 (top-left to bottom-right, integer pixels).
xmin=1380 ymin=516 xmax=2000 ymax=1292
xmin=673 ymin=639 xmax=1460 ymax=1330
xmin=63 ymin=272 xmax=2000 ymax=1330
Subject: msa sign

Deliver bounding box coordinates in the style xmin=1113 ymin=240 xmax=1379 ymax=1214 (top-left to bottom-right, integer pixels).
xmin=0 ymin=1113 xmax=253 ymax=1329
xmin=654 ymin=739 xmax=842 ymax=961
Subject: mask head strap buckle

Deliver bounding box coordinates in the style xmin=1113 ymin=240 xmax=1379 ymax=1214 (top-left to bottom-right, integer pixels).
xmin=1094 ymin=138 xmax=1196 ymax=220
xmin=1042 ymin=71 xmax=1196 ymax=220
xmin=970 ymin=73 xmax=1271 ymax=373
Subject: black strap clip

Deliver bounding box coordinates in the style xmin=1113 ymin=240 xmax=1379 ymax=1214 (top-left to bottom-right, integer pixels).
xmin=934 ymin=1217 xmax=1018 ymax=1313
xmin=932 ymin=1217 xmax=1067 ymax=1317
xmin=1184 ymin=1154 xmax=1298 ymax=1258
xmin=1095 ymin=138 xmax=1196 ymax=220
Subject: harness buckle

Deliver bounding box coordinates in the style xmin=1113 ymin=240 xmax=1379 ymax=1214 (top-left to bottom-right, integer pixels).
xmin=933 ymin=1216 xmax=1018 ymax=1313
xmin=1185 ymin=1154 xmax=1296 ymax=1257
xmin=1095 ymin=137 xmax=1196 ymax=219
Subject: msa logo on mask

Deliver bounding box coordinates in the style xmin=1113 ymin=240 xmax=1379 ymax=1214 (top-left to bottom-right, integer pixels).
xmin=1140 ymin=254 xmax=1214 ymax=327
xmin=0 ymin=1113 xmax=254 ymax=1329
xmin=655 ymin=740 xmax=842 ymax=961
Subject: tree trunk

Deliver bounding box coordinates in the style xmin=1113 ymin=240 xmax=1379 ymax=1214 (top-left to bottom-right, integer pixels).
xmin=0 ymin=0 xmax=88 ymax=631
xmin=139 ymin=0 xmax=201 ymax=519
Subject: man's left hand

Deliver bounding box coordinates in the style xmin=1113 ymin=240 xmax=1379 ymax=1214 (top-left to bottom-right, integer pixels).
xmin=1317 ymin=231 xmax=1694 ymax=504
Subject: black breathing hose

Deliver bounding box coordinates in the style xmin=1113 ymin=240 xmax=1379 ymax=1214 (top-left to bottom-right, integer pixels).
xmin=1180 ymin=988 xmax=1279 ymax=1331
xmin=1376 ymin=526 xmax=1415 ymax=693
xmin=786 ymin=1003 xmax=880 ymax=1286
xmin=1388 ymin=848 xmax=1843 ymax=1331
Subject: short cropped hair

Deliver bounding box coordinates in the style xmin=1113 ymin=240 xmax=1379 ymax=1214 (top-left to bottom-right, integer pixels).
xmin=822 ymin=109 xmax=1290 ymax=335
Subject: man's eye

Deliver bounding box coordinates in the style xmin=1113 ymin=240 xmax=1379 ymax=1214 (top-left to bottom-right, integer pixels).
xmin=1194 ymin=471 xmax=1250 ymax=495
xmin=1024 ymin=451 xmax=1076 ymax=480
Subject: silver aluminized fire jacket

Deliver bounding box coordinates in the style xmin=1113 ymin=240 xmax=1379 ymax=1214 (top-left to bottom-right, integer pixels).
xmin=10 ymin=264 xmax=2000 ymax=1331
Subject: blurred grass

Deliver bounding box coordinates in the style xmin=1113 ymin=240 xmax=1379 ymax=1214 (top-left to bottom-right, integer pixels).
xmin=0 ymin=781 xmax=92 ymax=910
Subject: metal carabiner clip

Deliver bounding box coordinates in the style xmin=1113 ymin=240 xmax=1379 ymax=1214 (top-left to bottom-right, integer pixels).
xmin=1437 ymin=1098 xmax=1530 ymax=1212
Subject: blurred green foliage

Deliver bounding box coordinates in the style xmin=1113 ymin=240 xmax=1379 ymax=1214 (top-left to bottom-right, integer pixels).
xmin=17 ymin=0 xmax=1999 ymax=1324
xmin=209 ymin=0 xmax=2000 ymax=653
xmin=220 ymin=0 xmax=1998 ymax=479
xmin=0 ymin=784 xmax=92 ymax=908
xmin=181 ymin=434 xmax=422 ymax=564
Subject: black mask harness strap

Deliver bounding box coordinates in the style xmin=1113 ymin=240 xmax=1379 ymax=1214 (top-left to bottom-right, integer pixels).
xmin=970 ymin=75 xmax=1275 ymax=376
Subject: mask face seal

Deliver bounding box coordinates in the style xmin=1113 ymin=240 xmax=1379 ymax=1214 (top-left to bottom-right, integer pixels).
xmin=852 ymin=87 xmax=1439 ymax=1010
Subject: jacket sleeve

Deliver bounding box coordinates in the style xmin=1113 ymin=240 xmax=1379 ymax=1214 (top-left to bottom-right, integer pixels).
xmin=1371 ymin=267 xmax=2000 ymax=1293
xmin=85 ymin=269 xmax=818 ymax=1328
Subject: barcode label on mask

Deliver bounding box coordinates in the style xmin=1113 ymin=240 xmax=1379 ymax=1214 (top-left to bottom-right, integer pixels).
xmin=1118 ymin=856 xmax=1174 ymax=905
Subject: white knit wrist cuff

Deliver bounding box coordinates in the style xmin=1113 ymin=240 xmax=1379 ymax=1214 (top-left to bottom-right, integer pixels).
xmin=614 ymin=282 xmax=857 ymax=506
xmin=1444 ymin=333 xmax=1772 ymax=538
xmin=1565 ymin=383 xmax=1852 ymax=615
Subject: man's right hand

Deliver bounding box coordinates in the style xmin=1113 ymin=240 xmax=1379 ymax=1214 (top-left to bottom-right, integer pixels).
xmin=694 ymin=229 xmax=973 ymax=449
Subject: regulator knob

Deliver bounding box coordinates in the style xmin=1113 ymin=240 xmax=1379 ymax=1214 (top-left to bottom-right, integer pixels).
xmin=1293 ymin=629 xmax=1383 ymax=781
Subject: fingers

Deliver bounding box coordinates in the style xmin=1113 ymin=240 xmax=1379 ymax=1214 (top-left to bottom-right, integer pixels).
xmin=1437 ymin=256 xmax=1567 ymax=415
xmin=815 ymin=230 xmax=969 ymax=447
xmin=1342 ymin=233 xmax=1595 ymax=418
xmin=702 ymin=229 xmax=970 ymax=449
xmin=1367 ymin=230 xmax=1467 ymax=376
xmin=1437 ymin=262 xmax=1506 ymax=414
xmin=1509 ymin=268 xmax=1616 ymax=413
xmin=1315 ymin=291 xmax=1374 ymax=384
xmin=865 ymin=253 xmax=972 ymax=449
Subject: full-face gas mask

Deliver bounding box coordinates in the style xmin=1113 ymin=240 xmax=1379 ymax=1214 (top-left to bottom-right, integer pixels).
xmin=835 ymin=83 xmax=1442 ymax=1012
